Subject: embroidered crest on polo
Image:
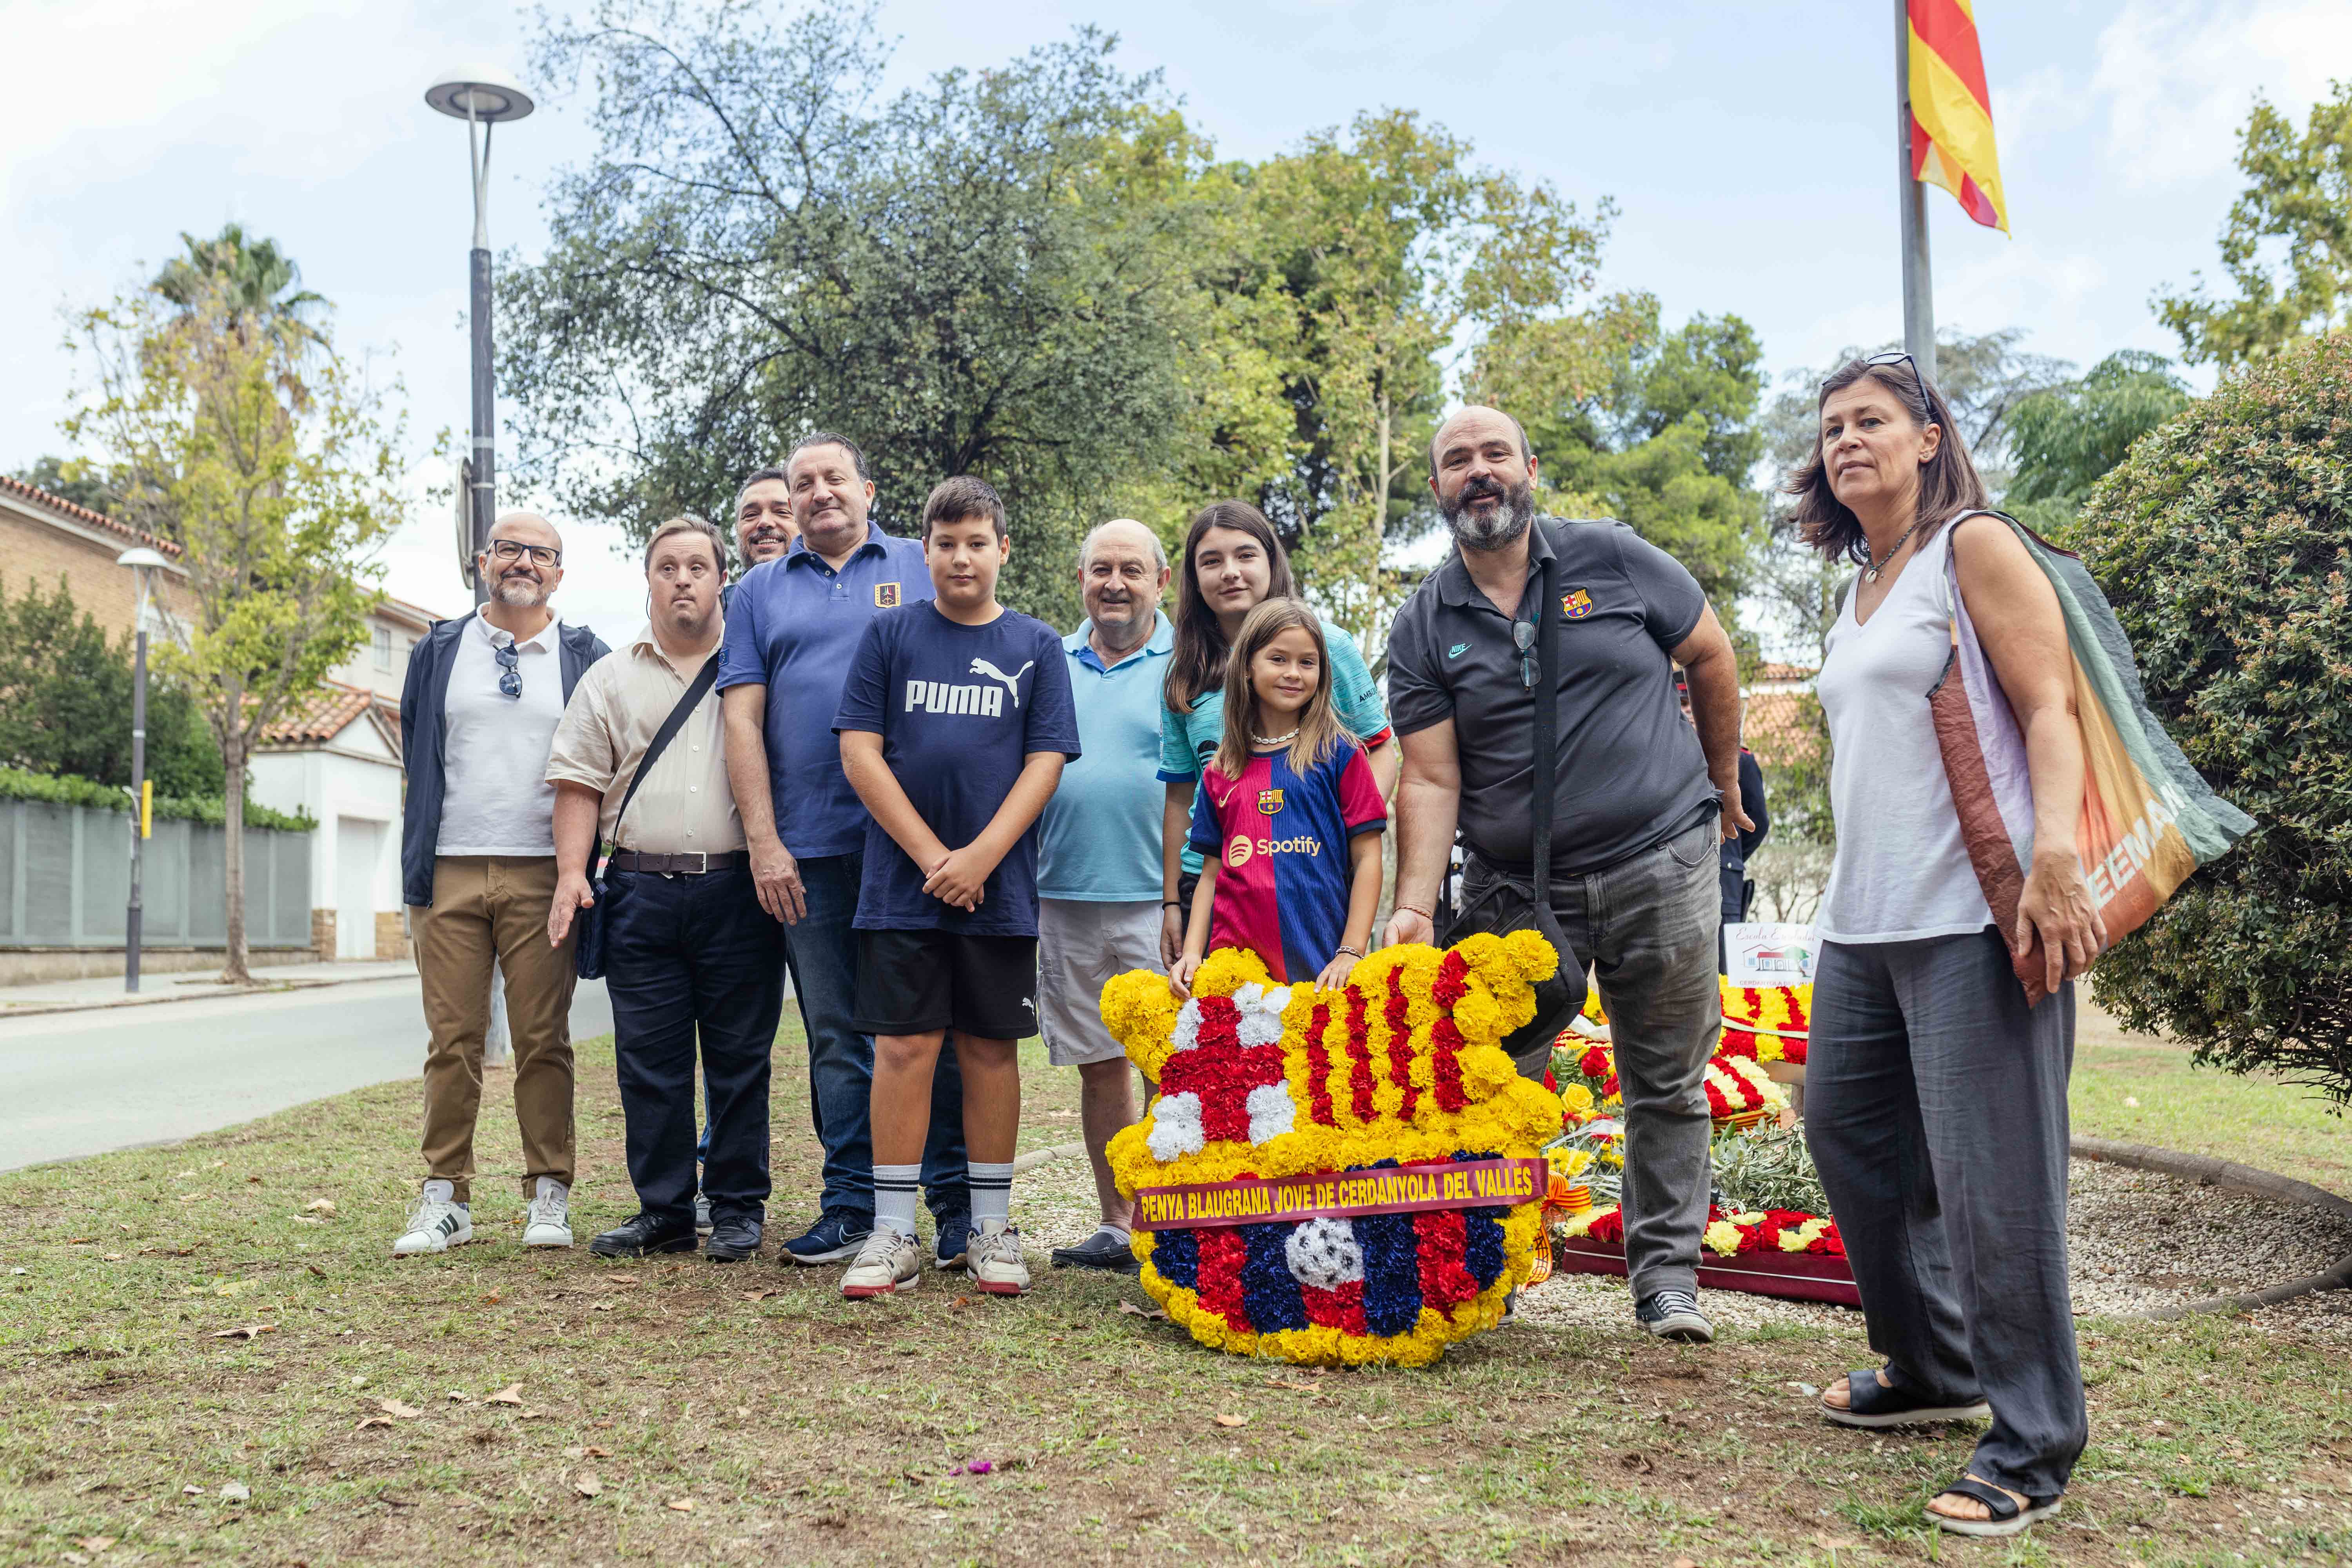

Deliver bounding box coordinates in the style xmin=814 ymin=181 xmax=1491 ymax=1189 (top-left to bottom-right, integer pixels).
xmin=1561 ymin=588 xmax=1595 ymax=620
xmin=874 ymin=582 xmax=900 ymax=607
xmin=1257 ymin=787 xmax=1285 ymax=815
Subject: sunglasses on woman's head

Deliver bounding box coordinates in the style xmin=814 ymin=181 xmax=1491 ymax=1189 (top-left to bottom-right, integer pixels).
xmin=1825 ymin=348 xmax=1919 ymax=394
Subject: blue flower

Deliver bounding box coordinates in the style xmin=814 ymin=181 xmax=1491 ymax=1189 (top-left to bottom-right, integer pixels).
xmin=1239 ymin=1221 xmax=1307 ymax=1332
xmin=1154 ymin=1228 xmax=1200 ymax=1290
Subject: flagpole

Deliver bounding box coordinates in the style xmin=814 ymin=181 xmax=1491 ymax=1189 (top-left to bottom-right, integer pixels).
xmin=1895 ymin=0 xmax=1938 ymax=383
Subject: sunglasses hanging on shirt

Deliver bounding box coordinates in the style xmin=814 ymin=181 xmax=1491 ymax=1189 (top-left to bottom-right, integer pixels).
xmin=493 ymin=641 xmax=522 ymax=699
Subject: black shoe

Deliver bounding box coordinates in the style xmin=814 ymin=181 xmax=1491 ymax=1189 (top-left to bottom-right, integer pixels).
xmin=1635 ymin=1288 xmax=1715 ymax=1343
xmin=1050 ymin=1229 xmax=1142 ymax=1274
xmin=590 ymin=1214 xmax=699 ymax=1258
xmin=705 ymin=1216 xmax=762 ymax=1263
xmin=933 ymin=1210 xmax=973 ymax=1272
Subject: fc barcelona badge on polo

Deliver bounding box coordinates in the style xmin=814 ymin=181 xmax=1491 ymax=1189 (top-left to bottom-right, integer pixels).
xmin=1256 ymin=787 xmax=1285 ymax=815
xmin=1561 ymin=587 xmax=1594 ymax=620
xmin=875 ymin=583 xmax=901 ymax=608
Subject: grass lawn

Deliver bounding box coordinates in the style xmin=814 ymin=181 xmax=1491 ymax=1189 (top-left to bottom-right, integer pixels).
xmin=2 ymin=1017 xmax=2350 ymax=1565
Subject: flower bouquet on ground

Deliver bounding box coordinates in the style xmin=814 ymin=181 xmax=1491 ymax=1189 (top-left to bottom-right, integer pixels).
xmin=1098 ymin=935 xmax=1565 ymax=1366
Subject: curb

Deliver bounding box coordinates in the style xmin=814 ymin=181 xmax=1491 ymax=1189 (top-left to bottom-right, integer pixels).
xmin=1013 ymin=1140 xmax=1085 ymax=1176
xmin=0 ymin=967 xmax=420 ymax=1020
xmin=2071 ymin=1135 xmax=2352 ymax=1322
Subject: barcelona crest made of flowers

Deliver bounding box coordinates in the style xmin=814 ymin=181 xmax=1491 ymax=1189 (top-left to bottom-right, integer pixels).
xmin=1098 ymin=933 xmax=1565 ymax=1367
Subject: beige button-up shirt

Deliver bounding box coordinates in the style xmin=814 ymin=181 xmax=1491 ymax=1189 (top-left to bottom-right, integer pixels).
xmin=545 ymin=623 xmax=744 ymax=856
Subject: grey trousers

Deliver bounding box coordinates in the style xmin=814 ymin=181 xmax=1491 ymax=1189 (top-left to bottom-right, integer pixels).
xmin=1467 ymin=815 xmax=1722 ymax=1299
xmin=1807 ymin=928 xmax=2085 ymax=1499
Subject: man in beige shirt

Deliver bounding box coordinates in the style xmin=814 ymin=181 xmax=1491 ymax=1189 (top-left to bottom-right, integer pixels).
xmin=547 ymin=516 xmax=784 ymax=1262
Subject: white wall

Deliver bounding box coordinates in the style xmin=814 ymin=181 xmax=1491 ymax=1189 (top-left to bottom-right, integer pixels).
xmin=248 ymin=720 xmax=403 ymax=956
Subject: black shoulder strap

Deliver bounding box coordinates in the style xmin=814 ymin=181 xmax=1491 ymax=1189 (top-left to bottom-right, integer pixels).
xmin=595 ymin=655 xmax=721 ymax=877
xmin=1526 ymin=547 xmax=1576 ymax=972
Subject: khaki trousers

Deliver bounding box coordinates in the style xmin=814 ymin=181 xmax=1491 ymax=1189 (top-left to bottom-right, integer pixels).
xmin=416 ymin=855 xmax=579 ymax=1201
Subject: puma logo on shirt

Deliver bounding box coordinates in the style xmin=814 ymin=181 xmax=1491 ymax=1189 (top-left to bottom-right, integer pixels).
xmin=970 ymin=657 xmax=1035 ymax=708
xmin=904 ymin=677 xmax=1013 ymax=716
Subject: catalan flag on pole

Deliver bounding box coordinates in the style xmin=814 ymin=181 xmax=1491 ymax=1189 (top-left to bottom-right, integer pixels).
xmin=1906 ymin=0 xmax=2008 ymax=232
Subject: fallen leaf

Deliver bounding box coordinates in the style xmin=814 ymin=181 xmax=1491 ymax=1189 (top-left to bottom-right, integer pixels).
xmin=482 ymin=1290 xmax=502 ymax=1305
xmin=740 ymin=1289 xmax=773 ymax=1302
xmin=1265 ymin=1377 xmax=1323 ymax=1393
xmin=1618 ymin=1451 xmax=1655 ymax=1475
xmin=667 ymin=1497 xmax=695 ymax=1512
xmin=485 ymin=1383 xmax=524 ymax=1406
xmin=1213 ymin=1414 xmax=1247 ymax=1428
xmin=375 ymin=1398 xmax=422 ymax=1420
xmin=1118 ymin=1300 xmax=1167 ymax=1320
xmin=67 ymin=1236 xmax=94 ymax=1245
xmin=102 ymin=1254 xmax=125 ymax=1262
xmin=446 ymin=1390 xmax=472 ymax=1404
xmin=171 ymin=1170 xmax=196 ymax=1181
xmin=586 ymin=1445 xmax=610 ymax=1458
xmin=574 ymin=1473 xmax=602 ymax=1498
xmin=590 ymin=1302 xmax=613 ymax=1312
xmin=304 ymin=1199 xmax=336 ymax=1216
xmin=246 ymin=1175 xmax=262 ymax=1185
xmin=732 ymin=1406 xmax=749 ymax=1419
xmin=1672 ymin=1559 xmax=1698 ymax=1568
xmin=306 ymin=1263 xmax=326 ymax=1278
xmin=604 ymin=1273 xmax=640 ymax=1285
xmin=75 ymin=1538 xmax=115 ymax=1553
xmin=290 ymin=1216 xmax=324 ymax=1227
xmin=63 ymin=1553 xmax=87 ymax=1565
xmin=212 ymin=1323 xmax=277 ymax=1341
xmin=354 ymin=1417 xmax=392 ymax=1430
xmin=207 ymin=1160 xmax=226 ymax=1169
xmin=951 ymin=1295 xmax=972 ymax=1308
xmin=219 ymin=1481 xmax=250 ymax=1502
xmin=182 ymin=1484 xmax=202 ymax=1495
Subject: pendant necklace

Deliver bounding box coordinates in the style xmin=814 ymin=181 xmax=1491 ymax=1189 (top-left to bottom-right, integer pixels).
xmin=1862 ymin=516 xmax=1927 ymax=583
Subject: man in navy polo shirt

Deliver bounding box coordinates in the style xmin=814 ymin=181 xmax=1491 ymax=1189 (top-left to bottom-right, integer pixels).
xmin=719 ymin=432 xmax=969 ymax=1268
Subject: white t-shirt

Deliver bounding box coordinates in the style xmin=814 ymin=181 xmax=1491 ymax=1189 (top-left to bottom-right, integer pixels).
xmin=1815 ymin=519 xmax=1994 ymax=943
xmin=436 ymin=612 xmax=567 ymax=857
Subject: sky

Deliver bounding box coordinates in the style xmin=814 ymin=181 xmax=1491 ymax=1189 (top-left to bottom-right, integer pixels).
xmin=5 ymin=0 xmax=2348 ymax=647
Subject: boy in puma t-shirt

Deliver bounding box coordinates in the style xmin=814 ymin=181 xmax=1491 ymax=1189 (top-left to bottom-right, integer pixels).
xmin=832 ymin=477 xmax=1080 ymax=1298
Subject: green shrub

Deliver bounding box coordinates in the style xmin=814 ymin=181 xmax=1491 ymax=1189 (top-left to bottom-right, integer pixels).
xmin=0 ymin=766 xmax=316 ymax=834
xmin=2060 ymin=334 xmax=2352 ymax=1104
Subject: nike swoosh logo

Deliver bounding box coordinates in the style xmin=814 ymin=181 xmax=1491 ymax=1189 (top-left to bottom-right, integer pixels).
xmin=1448 ymin=642 xmax=1469 ymax=659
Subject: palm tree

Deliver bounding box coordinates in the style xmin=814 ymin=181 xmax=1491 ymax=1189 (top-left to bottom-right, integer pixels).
xmin=152 ymin=224 xmax=330 ymax=367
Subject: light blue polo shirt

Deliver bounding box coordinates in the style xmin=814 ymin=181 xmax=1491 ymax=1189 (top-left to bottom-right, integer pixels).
xmin=1037 ymin=612 xmax=1175 ymax=902
xmin=717 ymin=525 xmax=933 ymax=860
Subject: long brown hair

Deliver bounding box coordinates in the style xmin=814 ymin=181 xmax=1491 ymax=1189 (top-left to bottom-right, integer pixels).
xmin=1214 ymin=599 xmax=1352 ymax=780
xmin=1785 ymin=357 xmax=1989 ymax=565
xmin=1164 ymin=501 xmax=1296 ymax=715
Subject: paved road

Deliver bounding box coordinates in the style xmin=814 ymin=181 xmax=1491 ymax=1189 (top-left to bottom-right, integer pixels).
xmin=0 ymin=976 xmax=612 ymax=1172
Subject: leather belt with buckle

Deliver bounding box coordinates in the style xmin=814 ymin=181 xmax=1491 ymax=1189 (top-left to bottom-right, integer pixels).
xmin=608 ymin=850 xmax=750 ymax=876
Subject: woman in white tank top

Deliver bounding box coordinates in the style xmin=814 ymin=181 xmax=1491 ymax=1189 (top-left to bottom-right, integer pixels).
xmin=1785 ymin=353 xmax=2105 ymax=1541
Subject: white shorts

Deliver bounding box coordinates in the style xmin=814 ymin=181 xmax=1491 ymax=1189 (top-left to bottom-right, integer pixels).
xmin=1037 ymin=898 xmax=1163 ymax=1067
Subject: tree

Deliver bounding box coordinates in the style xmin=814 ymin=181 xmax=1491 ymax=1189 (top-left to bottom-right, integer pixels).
xmin=0 ymin=574 xmax=221 ymax=796
xmin=2059 ymin=334 xmax=2352 ymax=1103
xmin=65 ymin=275 xmax=398 ymax=982
xmin=2157 ymin=80 xmax=2352 ymax=366
xmin=2005 ymin=351 xmax=2193 ymax=532
xmin=504 ymin=4 xmax=1210 ymax=629
xmin=152 ymin=223 xmax=330 ymax=368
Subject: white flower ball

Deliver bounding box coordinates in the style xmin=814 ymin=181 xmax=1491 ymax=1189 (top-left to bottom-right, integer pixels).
xmin=1284 ymin=1217 xmax=1365 ymax=1290
xmin=1244 ymin=1082 xmax=1296 ymax=1145
xmin=1146 ymin=1093 xmax=1205 ymax=1162
xmin=1171 ymin=998 xmax=1202 ymax=1054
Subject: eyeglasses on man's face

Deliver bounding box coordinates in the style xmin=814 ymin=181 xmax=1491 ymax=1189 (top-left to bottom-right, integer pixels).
xmin=487 ymin=539 xmax=562 ymax=568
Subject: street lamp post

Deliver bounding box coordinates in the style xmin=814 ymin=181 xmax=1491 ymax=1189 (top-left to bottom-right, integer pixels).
xmin=425 ymin=65 xmax=535 ymax=606
xmin=116 ymin=547 xmax=171 ymax=994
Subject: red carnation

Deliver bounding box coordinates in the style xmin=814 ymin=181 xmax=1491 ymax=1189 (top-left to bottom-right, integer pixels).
xmin=1580 ymin=1045 xmax=1611 ymax=1081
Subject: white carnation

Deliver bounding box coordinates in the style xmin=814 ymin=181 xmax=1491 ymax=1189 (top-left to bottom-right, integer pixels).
xmin=1146 ymin=1093 xmax=1205 ymax=1161
xmin=1244 ymin=1082 xmax=1296 ymax=1145
xmin=1284 ymin=1217 xmax=1365 ymax=1290
xmin=1171 ymin=998 xmax=1202 ymax=1054
xmin=1232 ymin=981 xmax=1264 ymax=1012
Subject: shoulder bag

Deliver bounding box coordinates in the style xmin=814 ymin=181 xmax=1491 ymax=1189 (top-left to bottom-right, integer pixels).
xmin=572 ymin=657 xmax=721 ymax=981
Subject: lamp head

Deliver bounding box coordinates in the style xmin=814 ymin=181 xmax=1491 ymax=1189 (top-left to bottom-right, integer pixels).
xmin=116 ymin=547 xmax=170 ymax=572
xmin=425 ymin=65 xmax=535 ymax=123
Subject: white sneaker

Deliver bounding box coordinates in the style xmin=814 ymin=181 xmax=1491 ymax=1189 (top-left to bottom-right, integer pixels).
xmin=967 ymin=1218 xmax=1030 ymax=1296
xmin=393 ymin=1196 xmax=472 ymax=1256
xmin=522 ymin=1182 xmax=573 ymax=1249
xmin=840 ymin=1229 xmax=923 ymax=1298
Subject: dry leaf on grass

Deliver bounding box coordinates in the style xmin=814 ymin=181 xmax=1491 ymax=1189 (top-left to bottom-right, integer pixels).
xmin=666 ymin=1497 xmax=695 ymax=1512
xmin=1673 ymin=1559 xmax=1698 ymax=1568
xmin=354 ymin=1417 xmax=393 ymax=1431
xmin=218 ymin=1481 xmax=250 ymax=1502
xmin=306 ymin=1264 xmax=326 ymax=1278
xmin=446 ymin=1390 xmax=472 ymax=1404
xmin=485 ymin=1383 xmax=525 ymax=1406
xmin=1117 ymin=1300 xmax=1167 ymax=1320
xmin=482 ymin=1290 xmax=502 ymax=1305
xmin=603 ymin=1273 xmax=640 ymax=1285
xmin=211 ymin=1323 xmax=276 ymax=1340
xmin=574 ymin=1473 xmax=602 ymax=1498
xmin=589 ymin=1303 xmax=613 ymax=1312
xmin=67 ymin=1236 xmax=93 ymax=1245
xmin=1619 ymin=1451 xmax=1655 ymax=1475
xmin=101 ymin=1253 xmax=125 ymax=1262
xmin=586 ymin=1445 xmax=610 ymax=1458
xmin=1213 ymin=1414 xmax=1248 ymax=1428
xmin=739 ymin=1289 xmax=773 ymax=1303
xmin=181 ymin=1485 xmax=201 ymax=1496
xmin=1265 ymin=1377 xmax=1323 ymax=1393
xmin=304 ymin=1199 xmax=336 ymax=1216
xmin=374 ymin=1398 xmax=422 ymax=1420
xmin=75 ymin=1538 xmax=115 ymax=1553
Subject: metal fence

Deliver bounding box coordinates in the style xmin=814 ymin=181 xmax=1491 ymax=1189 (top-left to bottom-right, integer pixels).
xmin=0 ymin=799 xmax=313 ymax=949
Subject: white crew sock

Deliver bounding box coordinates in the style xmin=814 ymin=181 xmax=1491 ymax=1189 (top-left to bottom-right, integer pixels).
xmin=423 ymin=1178 xmax=463 ymax=1209
xmin=969 ymin=1160 xmax=1016 ymax=1228
xmin=1090 ymin=1223 xmax=1132 ymax=1247
xmin=873 ymin=1163 xmax=922 ymax=1239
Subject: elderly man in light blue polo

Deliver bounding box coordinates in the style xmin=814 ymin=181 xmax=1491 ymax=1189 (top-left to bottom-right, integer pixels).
xmin=1036 ymin=518 xmax=1173 ymax=1274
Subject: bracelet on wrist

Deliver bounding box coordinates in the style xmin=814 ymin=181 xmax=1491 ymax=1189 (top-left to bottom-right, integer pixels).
xmin=1162 ymin=899 xmax=1181 ymax=908
xmin=1334 ymin=944 xmax=1364 ymax=960
xmin=1394 ymin=900 xmax=1433 ymax=919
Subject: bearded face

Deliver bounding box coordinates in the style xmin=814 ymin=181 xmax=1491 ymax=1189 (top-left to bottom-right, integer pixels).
xmin=1441 ymin=472 xmax=1535 ymax=551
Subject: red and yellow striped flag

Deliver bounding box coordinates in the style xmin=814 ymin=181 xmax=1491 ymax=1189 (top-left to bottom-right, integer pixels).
xmin=1907 ymin=0 xmax=2007 ymax=232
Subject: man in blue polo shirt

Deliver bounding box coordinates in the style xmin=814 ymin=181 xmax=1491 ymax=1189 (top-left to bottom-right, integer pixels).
xmin=1033 ymin=519 xmax=1172 ymax=1274
xmin=719 ymin=432 xmax=969 ymax=1268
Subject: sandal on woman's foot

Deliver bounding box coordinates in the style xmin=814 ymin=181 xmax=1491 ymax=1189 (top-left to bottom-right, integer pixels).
xmin=1820 ymin=1369 xmax=1992 ymax=1428
xmin=1926 ymin=1475 xmax=2062 ymax=1538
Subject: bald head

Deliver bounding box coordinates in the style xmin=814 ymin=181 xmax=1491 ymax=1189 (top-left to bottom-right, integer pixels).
xmin=1078 ymin=517 xmax=1170 ymax=657
xmin=1428 ymin=406 xmax=1538 ymax=552
xmin=1429 ymin=406 xmax=1532 ymax=474
xmin=482 ymin=510 xmax=566 ymax=608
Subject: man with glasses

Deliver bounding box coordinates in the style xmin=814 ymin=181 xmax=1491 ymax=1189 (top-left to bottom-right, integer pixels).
xmin=395 ymin=511 xmax=611 ymax=1257
xmin=1381 ymin=405 xmax=1751 ymax=1346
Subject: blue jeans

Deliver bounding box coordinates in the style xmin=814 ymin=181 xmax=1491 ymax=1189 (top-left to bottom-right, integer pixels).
xmin=604 ymin=864 xmax=782 ymax=1227
xmin=789 ymin=850 xmax=967 ymax=1224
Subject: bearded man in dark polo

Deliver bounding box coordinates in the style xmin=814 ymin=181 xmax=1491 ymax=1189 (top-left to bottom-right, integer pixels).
xmin=1382 ymin=405 xmax=1753 ymax=1347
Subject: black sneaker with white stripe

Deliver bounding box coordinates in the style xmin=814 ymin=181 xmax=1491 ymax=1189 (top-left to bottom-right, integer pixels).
xmin=1635 ymin=1288 xmax=1714 ymax=1343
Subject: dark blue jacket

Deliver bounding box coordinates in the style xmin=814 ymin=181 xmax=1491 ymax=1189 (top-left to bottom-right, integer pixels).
xmin=400 ymin=610 xmax=610 ymax=907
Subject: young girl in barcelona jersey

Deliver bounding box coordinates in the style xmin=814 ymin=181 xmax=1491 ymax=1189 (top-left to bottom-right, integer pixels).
xmin=1169 ymin=599 xmax=1387 ymax=997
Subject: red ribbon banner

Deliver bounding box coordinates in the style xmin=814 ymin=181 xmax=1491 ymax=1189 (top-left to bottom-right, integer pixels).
xmin=1131 ymin=1157 xmax=1546 ymax=1232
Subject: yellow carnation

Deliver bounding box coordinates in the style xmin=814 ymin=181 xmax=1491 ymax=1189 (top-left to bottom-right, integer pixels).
xmin=1703 ymin=1221 xmax=1744 ymax=1256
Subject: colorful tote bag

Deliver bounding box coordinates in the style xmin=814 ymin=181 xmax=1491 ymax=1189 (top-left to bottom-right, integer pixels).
xmin=1926 ymin=512 xmax=2253 ymax=1004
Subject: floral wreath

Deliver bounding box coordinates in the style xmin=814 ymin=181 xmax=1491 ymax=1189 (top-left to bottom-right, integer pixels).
xmin=1100 ymin=934 xmax=1565 ymax=1366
